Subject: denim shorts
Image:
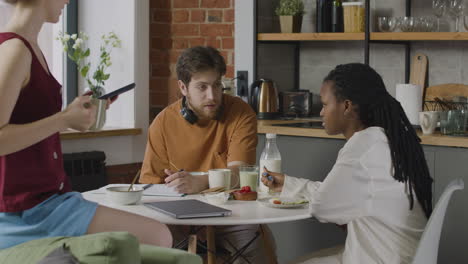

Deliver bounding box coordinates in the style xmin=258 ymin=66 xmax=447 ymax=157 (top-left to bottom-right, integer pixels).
xmin=0 ymin=192 xmax=98 ymax=249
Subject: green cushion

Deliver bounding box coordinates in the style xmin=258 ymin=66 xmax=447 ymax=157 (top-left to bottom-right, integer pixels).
xmin=141 ymin=244 xmax=202 ymax=264
xmin=0 ymin=232 xmax=140 ymax=264
xmin=0 ymin=232 xmax=202 ymax=264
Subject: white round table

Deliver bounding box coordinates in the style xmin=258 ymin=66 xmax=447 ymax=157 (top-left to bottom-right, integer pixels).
xmin=83 ymin=191 xmax=311 ymax=263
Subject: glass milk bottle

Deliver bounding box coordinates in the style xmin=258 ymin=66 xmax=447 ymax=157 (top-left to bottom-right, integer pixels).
xmin=258 ymin=133 xmax=282 ymax=193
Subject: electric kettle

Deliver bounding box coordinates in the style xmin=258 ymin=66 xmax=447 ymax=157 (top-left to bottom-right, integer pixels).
xmin=249 ymin=79 xmax=279 ymax=120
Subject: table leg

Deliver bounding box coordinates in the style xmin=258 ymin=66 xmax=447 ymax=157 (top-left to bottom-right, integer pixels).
xmin=188 ymin=234 xmax=197 ymax=254
xmin=207 ymin=226 xmax=216 ymax=264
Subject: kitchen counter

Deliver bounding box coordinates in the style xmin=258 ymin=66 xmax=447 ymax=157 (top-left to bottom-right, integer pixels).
xmin=258 ymin=119 xmax=468 ymax=148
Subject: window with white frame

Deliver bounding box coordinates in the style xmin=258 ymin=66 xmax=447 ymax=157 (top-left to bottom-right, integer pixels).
xmin=1 ymin=0 xmax=148 ymax=131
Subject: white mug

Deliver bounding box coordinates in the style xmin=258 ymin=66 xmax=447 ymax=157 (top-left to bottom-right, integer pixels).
xmin=208 ymin=169 xmax=231 ymax=189
xmin=419 ymin=111 xmax=439 ymax=135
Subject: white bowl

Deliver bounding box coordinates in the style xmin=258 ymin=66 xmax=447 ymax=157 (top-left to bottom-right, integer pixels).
xmin=203 ymin=192 xmax=230 ymax=205
xmin=106 ymin=186 xmax=143 ymax=205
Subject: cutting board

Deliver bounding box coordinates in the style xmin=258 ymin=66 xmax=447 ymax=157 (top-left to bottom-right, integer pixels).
xmin=409 ymin=53 xmax=428 ymax=93
xmin=424 ymin=83 xmax=468 ymax=100
xmin=424 ymin=83 xmax=468 ymax=110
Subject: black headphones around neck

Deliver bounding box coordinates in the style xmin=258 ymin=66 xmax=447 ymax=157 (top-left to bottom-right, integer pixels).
xmin=180 ymin=96 xmax=224 ymax=124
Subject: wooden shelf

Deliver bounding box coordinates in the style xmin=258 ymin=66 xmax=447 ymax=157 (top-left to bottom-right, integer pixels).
xmin=372 ymin=32 xmax=468 ymax=41
xmin=258 ymin=33 xmax=364 ymax=41
xmin=60 ymin=127 xmax=142 ymax=140
xmin=258 ymin=32 xmax=468 ymax=41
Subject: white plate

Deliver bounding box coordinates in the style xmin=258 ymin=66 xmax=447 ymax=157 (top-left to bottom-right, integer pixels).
xmin=257 ymin=197 xmax=309 ymax=209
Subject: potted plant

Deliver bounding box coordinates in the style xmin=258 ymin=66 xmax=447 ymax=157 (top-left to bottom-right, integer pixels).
xmin=275 ymin=0 xmax=305 ymax=33
xmin=57 ymin=31 xmax=121 ymax=131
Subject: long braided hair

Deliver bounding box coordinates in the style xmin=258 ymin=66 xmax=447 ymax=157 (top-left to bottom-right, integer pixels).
xmin=324 ymin=63 xmax=433 ymax=218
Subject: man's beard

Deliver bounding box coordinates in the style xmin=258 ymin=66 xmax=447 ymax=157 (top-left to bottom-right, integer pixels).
xmin=186 ymin=98 xmax=220 ymax=120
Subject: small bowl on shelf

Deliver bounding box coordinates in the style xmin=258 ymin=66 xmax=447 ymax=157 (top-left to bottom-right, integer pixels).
xmin=378 ymin=17 xmax=398 ymax=32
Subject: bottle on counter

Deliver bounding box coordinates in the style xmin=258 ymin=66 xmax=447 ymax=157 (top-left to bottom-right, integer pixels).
xmin=331 ymin=0 xmax=344 ymax=32
xmin=259 ymin=133 xmax=282 ymax=193
xmin=316 ymin=0 xmax=332 ymax=32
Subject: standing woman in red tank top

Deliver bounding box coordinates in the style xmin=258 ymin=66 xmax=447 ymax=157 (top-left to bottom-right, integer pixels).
xmin=0 ymin=0 xmax=172 ymax=249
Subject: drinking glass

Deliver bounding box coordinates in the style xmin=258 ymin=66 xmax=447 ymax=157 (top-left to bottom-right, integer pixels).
xmin=239 ymin=165 xmax=259 ymax=192
xmin=378 ymin=17 xmax=398 ymax=32
xmin=400 ymin=17 xmax=416 ymax=32
xmin=433 ymin=0 xmax=446 ymax=32
xmin=441 ymin=109 xmax=467 ymax=135
xmin=464 ymin=15 xmax=468 ymax=30
xmin=447 ymin=0 xmax=464 ymax=32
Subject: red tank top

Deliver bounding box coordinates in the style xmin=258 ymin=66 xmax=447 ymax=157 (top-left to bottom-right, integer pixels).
xmin=0 ymin=32 xmax=71 ymax=212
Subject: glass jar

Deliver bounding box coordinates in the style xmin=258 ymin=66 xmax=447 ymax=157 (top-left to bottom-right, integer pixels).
xmin=343 ymin=2 xmax=365 ymax=33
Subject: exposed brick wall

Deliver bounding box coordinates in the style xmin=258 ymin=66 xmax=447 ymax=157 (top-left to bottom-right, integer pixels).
xmin=149 ymin=0 xmax=235 ymax=119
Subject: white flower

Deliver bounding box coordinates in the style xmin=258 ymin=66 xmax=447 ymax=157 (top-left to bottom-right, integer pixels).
xmin=71 ymin=34 xmax=77 ymax=40
xmin=72 ymin=38 xmax=84 ymax=49
xmin=63 ymin=34 xmax=70 ymax=41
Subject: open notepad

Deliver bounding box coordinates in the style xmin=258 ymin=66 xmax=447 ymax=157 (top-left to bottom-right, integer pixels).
xmin=93 ymin=184 xmax=184 ymax=197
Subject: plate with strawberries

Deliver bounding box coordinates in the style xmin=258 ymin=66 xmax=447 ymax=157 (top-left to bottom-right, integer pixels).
xmin=232 ymin=186 xmax=258 ymax=201
xmin=258 ymin=197 xmax=308 ymax=208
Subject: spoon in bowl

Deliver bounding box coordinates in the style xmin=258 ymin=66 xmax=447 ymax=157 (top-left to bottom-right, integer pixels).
xmin=127 ymin=169 xmax=141 ymax=192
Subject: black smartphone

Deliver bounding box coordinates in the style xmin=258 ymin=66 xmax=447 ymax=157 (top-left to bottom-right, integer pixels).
xmin=98 ymin=83 xmax=136 ymax=100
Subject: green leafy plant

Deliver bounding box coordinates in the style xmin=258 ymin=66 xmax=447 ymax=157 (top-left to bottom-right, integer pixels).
xmin=57 ymin=31 xmax=121 ymax=98
xmin=275 ymin=0 xmax=305 ymax=16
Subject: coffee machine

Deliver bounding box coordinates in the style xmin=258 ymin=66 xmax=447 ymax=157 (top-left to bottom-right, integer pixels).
xmin=249 ymin=79 xmax=279 ymax=120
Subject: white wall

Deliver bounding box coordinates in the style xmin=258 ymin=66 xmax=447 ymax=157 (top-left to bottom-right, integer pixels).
xmin=0 ymin=2 xmax=12 ymax=27
xmin=234 ymin=0 xmax=255 ymax=96
xmin=77 ymin=0 xmax=135 ymax=128
xmin=61 ymin=0 xmax=149 ymax=165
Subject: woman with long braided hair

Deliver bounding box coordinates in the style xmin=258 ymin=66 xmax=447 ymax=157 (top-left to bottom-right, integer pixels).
xmin=262 ymin=63 xmax=433 ymax=264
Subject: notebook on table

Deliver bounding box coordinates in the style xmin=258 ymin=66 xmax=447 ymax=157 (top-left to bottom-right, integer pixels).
xmin=94 ymin=184 xmax=184 ymax=197
xmin=144 ymin=199 xmax=232 ymax=219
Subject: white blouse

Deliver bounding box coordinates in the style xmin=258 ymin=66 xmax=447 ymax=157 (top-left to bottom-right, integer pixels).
xmin=282 ymin=127 xmax=427 ymax=264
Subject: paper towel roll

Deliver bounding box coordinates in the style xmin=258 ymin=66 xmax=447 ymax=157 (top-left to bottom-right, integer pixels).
xmin=396 ymin=84 xmax=422 ymax=125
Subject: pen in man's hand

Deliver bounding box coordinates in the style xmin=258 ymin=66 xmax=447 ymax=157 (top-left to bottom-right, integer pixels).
xmin=143 ymin=184 xmax=153 ymax=190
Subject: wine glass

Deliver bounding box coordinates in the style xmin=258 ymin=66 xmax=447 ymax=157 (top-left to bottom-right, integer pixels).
xmin=433 ymin=0 xmax=447 ymax=32
xmin=447 ymin=0 xmax=464 ymax=32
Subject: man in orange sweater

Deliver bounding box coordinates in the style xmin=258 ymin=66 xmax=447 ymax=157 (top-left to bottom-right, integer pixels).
xmin=140 ymin=46 xmax=276 ymax=264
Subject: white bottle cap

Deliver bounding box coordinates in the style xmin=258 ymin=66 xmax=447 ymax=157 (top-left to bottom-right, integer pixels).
xmin=266 ymin=133 xmax=277 ymax=139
